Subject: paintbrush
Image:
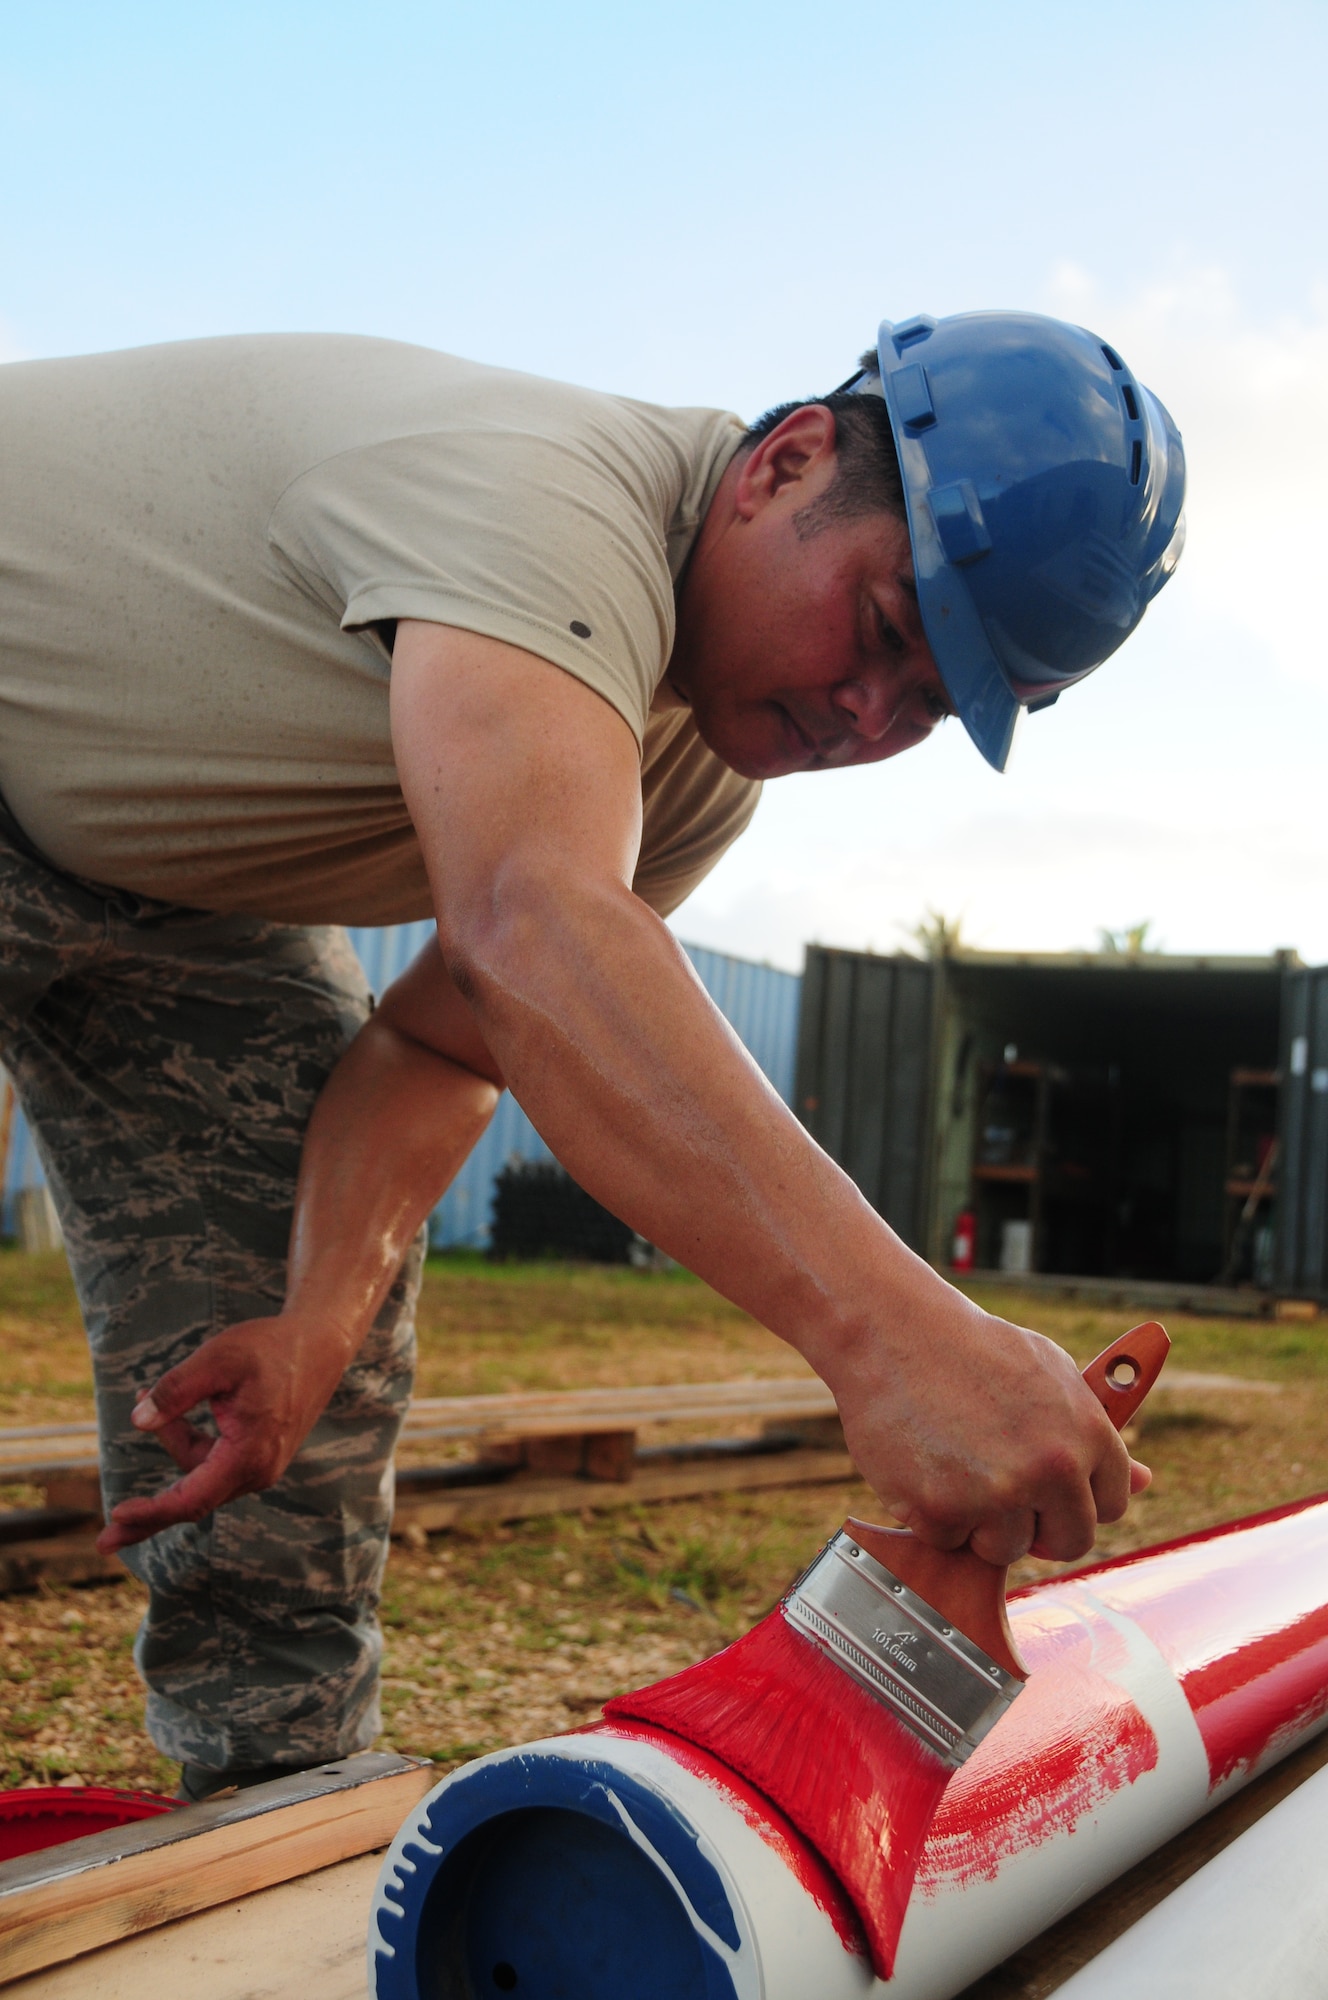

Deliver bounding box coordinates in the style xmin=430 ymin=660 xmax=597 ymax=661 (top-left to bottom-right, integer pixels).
xmin=605 ymin=1321 xmax=1169 ymax=1978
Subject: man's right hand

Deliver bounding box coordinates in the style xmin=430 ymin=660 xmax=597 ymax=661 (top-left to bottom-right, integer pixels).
xmin=824 ymin=1297 xmax=1149 ymax=1565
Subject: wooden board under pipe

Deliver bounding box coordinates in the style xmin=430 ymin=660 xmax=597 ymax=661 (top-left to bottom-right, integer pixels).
xmin=0 ymin=1752 xmax=434 ymax=1986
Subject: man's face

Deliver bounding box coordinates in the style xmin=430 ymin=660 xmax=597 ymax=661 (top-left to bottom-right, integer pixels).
xmin=671 ymin=407 xmax=952 ymax=781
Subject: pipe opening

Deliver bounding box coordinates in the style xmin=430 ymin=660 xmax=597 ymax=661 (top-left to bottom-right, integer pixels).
xmin=411 ymin=1805 xmax=736 ymax=1999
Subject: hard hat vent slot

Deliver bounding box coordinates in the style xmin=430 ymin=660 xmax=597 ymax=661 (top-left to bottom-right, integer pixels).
xmin=1130 ymin=440 xmax=1142 ymax=486
xmin=1101 ymin=344 xmax=1124 ymax=370
xmin=1121 ymin=383 xmax=1140 ymax=421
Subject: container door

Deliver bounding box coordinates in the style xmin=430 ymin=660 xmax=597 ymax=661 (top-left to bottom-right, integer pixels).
xmin=795 ymin=947 xmax=937 ymax=1251
xmin=1275 ymin=965 xmax=1328 ymax=1298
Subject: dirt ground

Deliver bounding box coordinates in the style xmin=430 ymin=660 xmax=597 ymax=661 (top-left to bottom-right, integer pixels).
xmin=1 ymin=1249 xmax=1324 ymax=1795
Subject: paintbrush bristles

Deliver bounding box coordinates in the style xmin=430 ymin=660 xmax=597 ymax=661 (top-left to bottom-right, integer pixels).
xmin=605 ymin=1607 xmax=952 ymax=1977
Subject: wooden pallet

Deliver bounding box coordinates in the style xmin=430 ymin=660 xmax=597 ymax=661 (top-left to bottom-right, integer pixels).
xmin=0 ymin=1378 xmax=856 ymax=1588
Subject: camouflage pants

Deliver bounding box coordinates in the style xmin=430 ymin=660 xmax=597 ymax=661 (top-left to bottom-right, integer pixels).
xmin=0 ymin=814 xmax=422 ymax=1775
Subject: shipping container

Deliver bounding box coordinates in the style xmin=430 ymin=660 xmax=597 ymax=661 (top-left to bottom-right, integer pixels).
xmin=1275 ymin=964 xmax=1328 ymax=1298
xmin=797 ymin=944 xmax=1315 ymax=1295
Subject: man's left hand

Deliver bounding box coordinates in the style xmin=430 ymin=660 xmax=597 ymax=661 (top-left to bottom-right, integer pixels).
xmin=95 ymin=1314 xmax=354 ymax=1554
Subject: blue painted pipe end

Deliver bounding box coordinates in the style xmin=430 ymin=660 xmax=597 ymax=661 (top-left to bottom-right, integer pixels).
xmin=369 ymin=1742 xmax=742 ymax=2000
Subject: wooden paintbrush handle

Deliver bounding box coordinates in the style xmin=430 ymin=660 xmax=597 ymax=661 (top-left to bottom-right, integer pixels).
xmin=1080 ymin=1320 xmax=1170 ymax=1428
xmin=844 ymin=1321 xmax=1171 ymax=1682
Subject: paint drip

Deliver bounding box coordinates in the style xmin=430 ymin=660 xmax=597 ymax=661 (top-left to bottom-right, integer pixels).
xmin=592 ymin=1718 xmax=866 ymax=1956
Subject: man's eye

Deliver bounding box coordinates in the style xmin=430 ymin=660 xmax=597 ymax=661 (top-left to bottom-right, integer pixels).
xmin=922 ymin=690 xmax=950 ymax=723
xmin=876 ymin=613 xmax=904 ymax=655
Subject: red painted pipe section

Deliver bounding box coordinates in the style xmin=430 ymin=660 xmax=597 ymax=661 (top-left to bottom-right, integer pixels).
xmin=888 ymin=1490 xmax=1328 ymax=1993
xmin=1056 ymin=1491 xmax=1328 ymax=1790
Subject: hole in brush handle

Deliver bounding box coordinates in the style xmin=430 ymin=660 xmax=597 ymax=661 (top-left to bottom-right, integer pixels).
xmin=1082 ymin=1321 xmax=1170 ymax=1430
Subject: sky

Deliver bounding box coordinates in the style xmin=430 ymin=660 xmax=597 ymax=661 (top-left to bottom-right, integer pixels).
xmin=2 ymin=0 xmax=1325 ymax=970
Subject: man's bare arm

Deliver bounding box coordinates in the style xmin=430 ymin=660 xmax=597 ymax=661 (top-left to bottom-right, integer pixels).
xmin=384 ymin=622 xmax=1145 ymax=1565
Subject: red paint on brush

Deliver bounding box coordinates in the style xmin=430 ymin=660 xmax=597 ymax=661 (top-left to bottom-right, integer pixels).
xmin=1067 ymin=1492 xmax=1328 ymax=1786
xmin=916 ymin=1592 xmax=1158 ymax=1891
xmin=587 ymin=1718 xmax=867 ymax=1955
xmin=605 ymin=1609 xmax=950 ymax=1977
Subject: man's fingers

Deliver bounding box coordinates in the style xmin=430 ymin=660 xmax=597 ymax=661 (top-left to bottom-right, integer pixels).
xmin=886 ymin=1501 xmax=971 ymax=1554
xmin=1035 ymin=1481 xmax=1106 ymax=1559
xmin=1128 ymin=1457 xmax=1153 ymax=1495
xmin=95 ymin=1440 xmax=251 ymax=1553
xmin=131 ymin=1347 xmax=238 ymax=1432
xmin=1087 ymin=1423 xmax=1135 ymax=1526
xmin=968 ymin=1510 xmax=1038 ymax=1567
xmin=153 ymin=1414 xmax=215 ymax=1473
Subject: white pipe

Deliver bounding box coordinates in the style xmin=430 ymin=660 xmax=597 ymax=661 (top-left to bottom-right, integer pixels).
xmin=367 ymin=1578 xmax=1214 ymax=2000
xmin=369 ymin=1496 xmax=1328 ymax=2000
xmin=1053 ymin=1758 xmax=1328 ymax=1999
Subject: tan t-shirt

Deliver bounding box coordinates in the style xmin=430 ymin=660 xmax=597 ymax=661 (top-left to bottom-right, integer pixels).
xmin=0 ymin=334 xmax=758 ymax=923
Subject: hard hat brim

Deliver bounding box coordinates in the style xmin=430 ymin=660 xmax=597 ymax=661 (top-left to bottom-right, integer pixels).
xmin=871 ymin=322 xmax=1020 ymax=772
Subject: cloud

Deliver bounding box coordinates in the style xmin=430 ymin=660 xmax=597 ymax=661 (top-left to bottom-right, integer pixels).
xmin=0 ymin=316 xmax=29 ymax=364
xmin=676 ymin=801 xmax=1328 ymax=971
xmin=1042 ymin=263 xmax=1328 ymax=692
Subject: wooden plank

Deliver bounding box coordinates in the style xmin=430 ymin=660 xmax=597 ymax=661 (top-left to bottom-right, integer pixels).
xmin=399 ymin=1376 xmax=835 ymax=1437
xmin=39 ymin=1471 xmax=102 ymax=1515
xmin=761 ymin=1412 xmax=846 ymax=1449
xmin=520 ymin=1430 xmax=637 ymax=1481
xmin=956 ymin=1726 xmax=1328 ymax=1998
xmin=0 ymin=1848 xmax=384 ymax=2000
xmin=0 ymin=1456 xmax=100 ymax=1481
xmin=0 ymin=1751 xmax=434 ymax=1986
xmin=0 ymin=1447 xmax=857 ymax=1592
xmin=0 ymin=1381 xmax=838 ymax=1480
xmin=584 ymin=1430 xmax=636 ymax=1482
xmin=391 ymin=1446 xmax=860 ymax=1534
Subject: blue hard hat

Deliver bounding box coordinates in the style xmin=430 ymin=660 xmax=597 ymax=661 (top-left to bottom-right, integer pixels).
xmin=845 ymin=312 xmax=1186 ymax=770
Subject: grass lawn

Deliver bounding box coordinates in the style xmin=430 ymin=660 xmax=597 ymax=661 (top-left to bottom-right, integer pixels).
xmin=0 ymin=1249 xmax=1324 ymax=1795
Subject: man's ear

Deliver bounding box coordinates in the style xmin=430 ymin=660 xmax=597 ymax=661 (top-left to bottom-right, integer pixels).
xmin=732 ymin=405 xmax=838 ymax=522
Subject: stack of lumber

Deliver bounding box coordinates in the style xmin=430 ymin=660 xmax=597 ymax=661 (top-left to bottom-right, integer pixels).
xmin=0 ymin=1378 xmax=854 ymax=1591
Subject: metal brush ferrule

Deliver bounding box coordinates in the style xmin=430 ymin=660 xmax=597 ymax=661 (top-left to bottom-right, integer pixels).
xmin=781 ymin=1530 xmax=1023 ymax=1767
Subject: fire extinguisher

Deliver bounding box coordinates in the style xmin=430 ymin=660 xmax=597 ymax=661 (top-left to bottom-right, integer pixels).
xmin=952 ymin=1207 xmax=976 ymax=1271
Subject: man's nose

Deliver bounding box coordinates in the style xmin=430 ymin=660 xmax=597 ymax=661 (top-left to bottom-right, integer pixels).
xmin=831 ymin=673 xmax=897 ymax=740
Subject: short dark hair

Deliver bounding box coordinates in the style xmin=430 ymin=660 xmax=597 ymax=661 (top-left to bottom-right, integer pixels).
xmin=745 ymin=360 xmax=905 ymax=538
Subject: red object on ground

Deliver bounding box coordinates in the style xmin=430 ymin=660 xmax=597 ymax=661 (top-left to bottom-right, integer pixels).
xmin=951 ymin=1208 xmax=976 ymax=1271
xmin=0 ymin=1785 xmax=178 ymax=1862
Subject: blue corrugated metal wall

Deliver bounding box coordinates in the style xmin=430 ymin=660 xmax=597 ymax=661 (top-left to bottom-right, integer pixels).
xmin=2 ymin=926 xmax=801 ymax=1249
